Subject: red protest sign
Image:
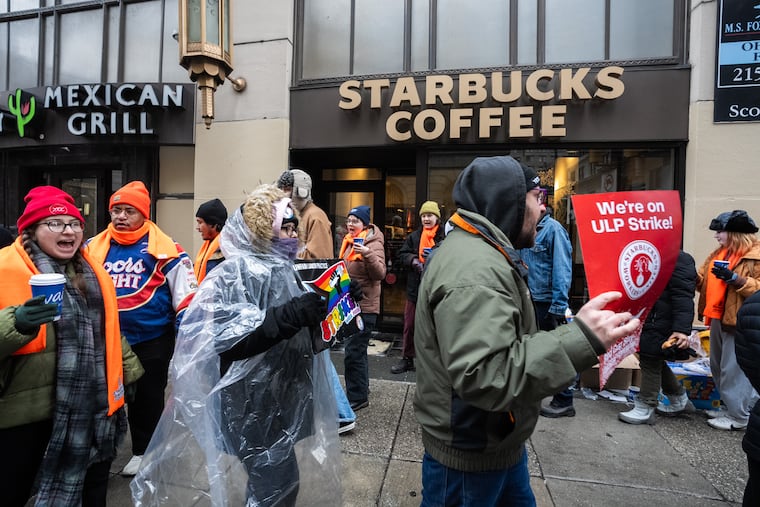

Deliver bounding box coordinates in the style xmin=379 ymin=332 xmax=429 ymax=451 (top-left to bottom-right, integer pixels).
xmin=571 ymin=191 xmax=682 ymax=388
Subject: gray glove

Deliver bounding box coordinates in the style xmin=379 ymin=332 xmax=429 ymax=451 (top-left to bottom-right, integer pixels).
xmin=14 ymin=295 xmax=58 ymax=335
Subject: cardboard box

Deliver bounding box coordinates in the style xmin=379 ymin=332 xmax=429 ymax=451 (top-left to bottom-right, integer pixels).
xmin=580 ymin=354 xmax=641 ymax=391
xmin=661 ymin=361 xmax=721 ymax=410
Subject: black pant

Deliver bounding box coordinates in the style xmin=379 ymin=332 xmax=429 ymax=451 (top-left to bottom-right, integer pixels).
xmin=0 ymin=420 xmax=111 ymax=506
xmin=128 ymin=330 xmax=175 ymax=454
xmin=745 ymin=454 xmax=760 ymax=507
xmin=0 ymin=419 xmax=52 ymax=507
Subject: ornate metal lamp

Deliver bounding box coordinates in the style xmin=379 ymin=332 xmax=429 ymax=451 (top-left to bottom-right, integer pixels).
xmin=178 ymin=0 xmax=244 ymax=128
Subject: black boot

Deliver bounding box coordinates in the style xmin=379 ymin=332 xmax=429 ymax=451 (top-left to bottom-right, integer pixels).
xmin=391 ymin=357 xmax=415 ymax=374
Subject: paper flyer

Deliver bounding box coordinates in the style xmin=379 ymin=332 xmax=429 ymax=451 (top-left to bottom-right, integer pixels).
xmin=571 ymin=190 xmax=682 ymax=388
xmin=293 ymin=259 xmax=363 ymax=354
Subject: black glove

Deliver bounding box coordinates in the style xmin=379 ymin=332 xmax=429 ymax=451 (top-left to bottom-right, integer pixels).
xmin=279 ymin=292 xmax=328 ymax=328
xmin=14 ymin=295 xmax=58 ymax=335
xmin=349 ymin=279 xmax=364 ymax=302
xmin=662 ymin=344 xmax=698 ymax=361
xmin=125 ymin=383 xmax=138 ymax=404
xmin=711 ymin=265 xmax=737 ymax=282
xmin=219 ymin=292 xmax=328 ymax=363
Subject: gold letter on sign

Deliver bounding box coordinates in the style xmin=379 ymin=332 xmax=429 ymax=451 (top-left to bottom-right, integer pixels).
xmin=594 ymin=66 xmax=625 ymax=99
xmin=339 ymin=80 xmax=362 ymax=110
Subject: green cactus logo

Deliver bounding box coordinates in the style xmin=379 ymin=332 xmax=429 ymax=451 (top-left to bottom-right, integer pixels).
xmin=8 ymin=89 xmax=36 ymax=138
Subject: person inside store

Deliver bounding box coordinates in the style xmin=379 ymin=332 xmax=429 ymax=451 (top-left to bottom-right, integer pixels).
xmin=413 ymin=155 xmax=640 ymax=505
xmin=0 ymin=186 xmax=143 ymax=506
xmin=194 ymin=198 xmax=228 ymax=283
xmin=131 ymin=184 xmax=345 ymax=506
xmin=735 ymin=290 xmax=760 ymax=506
xmin=87 ymin=181 xmax=198 ymax=476
xmin=338 ymin=205 xmax=386 ymax=411
xmin=519 ymin=202 xmax=575 ymax=418
xmin=619 ymin=250 xmax=697 ymax=424
xmin=391 ymin=200 xmax=445 ymax=375
xmin=276 ymin=168 xmax=358 ymax=434
xmin=696 ymin=210 xmax=760 ymax=431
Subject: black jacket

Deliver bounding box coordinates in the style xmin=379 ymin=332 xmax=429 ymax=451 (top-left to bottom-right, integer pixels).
xmin=736 ymin=290 xmax=760 ymax=461
xmin=639 ymin=250 xmax=696 ymax=357
xmin=397 ymin=226 xmax=445 ymax=303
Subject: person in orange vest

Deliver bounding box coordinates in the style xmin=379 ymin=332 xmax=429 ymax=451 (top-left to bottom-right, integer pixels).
xmin=0 ymin=186 xmax=143 ymax=506
xmin=87 ymin=181 xmax=197 ymax=477
xmin=194 ymin=198 xmax=228 ymax=283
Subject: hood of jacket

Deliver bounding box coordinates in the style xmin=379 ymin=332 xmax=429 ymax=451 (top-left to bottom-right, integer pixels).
xmin=452 ymin=156 xmax=527 ymax=245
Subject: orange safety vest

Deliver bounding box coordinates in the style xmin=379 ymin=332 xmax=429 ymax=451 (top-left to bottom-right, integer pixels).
xmin=0 ymin=238 xmax=125 ymax=415
xmin=194 ymin=236 xmax=221 ymax=283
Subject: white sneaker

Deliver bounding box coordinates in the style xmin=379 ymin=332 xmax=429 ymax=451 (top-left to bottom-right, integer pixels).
xmin=338 ymin=420 xmax=355 ymax=435
xmin=705 ymin=409 xmax=725 ymax=419
xmin=707 ymin=415 xmax=747 ymax=431
xmin=121 ymin=455 xmax=143 ymax=476
xmin=618 ymin=399 xmax=655 ymax=425
xmin=655 ymin=392 xmax=696 ymax=416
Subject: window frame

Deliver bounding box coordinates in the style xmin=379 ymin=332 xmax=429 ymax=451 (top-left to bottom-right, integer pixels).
xmin=294 ymin=0 xmax=687 ymax=87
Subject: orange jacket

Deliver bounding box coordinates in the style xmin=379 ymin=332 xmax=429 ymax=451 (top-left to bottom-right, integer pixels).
xmin=0 ymin=239 xmax=125 ymax=415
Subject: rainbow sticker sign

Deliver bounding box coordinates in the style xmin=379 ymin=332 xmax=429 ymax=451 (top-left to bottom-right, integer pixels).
xmin=296 ymin=259 xmax=363 ymax=353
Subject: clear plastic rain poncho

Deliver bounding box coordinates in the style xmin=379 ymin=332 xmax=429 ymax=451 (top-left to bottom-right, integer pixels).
xmin=131 ymin=204 xmax=342 ymax=507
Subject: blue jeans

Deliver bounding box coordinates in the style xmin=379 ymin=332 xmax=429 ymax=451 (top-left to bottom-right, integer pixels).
xmin=421 ymin=449 xmax=536 ymax=507
xmin=328 ymin=357 xmax=355 ymax=423
xmin=344 ymin=313 xmax=376 ymax=405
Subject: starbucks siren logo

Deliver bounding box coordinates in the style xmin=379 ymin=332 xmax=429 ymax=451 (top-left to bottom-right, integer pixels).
xmin=618 ymin=240 xmax=660 ymax=300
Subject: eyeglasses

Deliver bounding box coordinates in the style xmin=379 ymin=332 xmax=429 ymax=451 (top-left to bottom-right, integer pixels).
xmin=109 ymin=206 xmax=140 ymax=218
xmin=281 ymin=224 xmax=298 ymax=236
xmin=40 ymin=220 xmax=84 ymax=233
xmin=345 ymin=218 xmax=363 ymax=226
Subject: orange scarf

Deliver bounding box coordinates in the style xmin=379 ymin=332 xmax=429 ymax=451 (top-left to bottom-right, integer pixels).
xmin=86 ymin=220 xmax=179 ymax=264
xmin=703 ymin=248 xmax=742 ymax=323
xmin=339 ymin=229 xmax=369 ymax=262
xmin=0 ymin=238 xmax=125 ymax=415
xmin=418 ymin=225 xmax=439 ymax=262
xmin=194 ymin=235 xmax=220 ymax=283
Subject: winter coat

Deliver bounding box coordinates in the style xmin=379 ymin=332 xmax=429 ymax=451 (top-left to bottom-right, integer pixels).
xmin=735 ymin=291 xmax=760 ymax=461
xmin=413 ymin=156 xmax=606 ymax=473
xmin=342 ymin=224 xmax=386 ymax=314
xmin=297 ymin=201 xmax=333 ymax=260
xmin=0 ymin=290 xmax=143 ymax=430
xmin=397 ymin=226 xmax=445 ymax=303
xmin=639 ymin=250 xmax=696 ymax=356
xmin=697 ymin=242 xmax=760 ymax=327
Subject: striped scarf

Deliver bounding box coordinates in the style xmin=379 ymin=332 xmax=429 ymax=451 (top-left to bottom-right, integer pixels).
xmin=30 ymin=243 xmax=127 ymax=506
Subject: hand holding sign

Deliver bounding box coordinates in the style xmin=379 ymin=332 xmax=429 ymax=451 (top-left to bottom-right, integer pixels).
xmin=575 ymin=291 xmax=640 ymax=349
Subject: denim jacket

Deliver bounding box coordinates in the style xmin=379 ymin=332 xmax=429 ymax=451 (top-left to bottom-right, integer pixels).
xmin=519 ymin=214 xmax=572 ymax=315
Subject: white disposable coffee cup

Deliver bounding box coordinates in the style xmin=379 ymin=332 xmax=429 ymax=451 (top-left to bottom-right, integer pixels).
xmin=29 ymin=273 xmax=66 ymax=321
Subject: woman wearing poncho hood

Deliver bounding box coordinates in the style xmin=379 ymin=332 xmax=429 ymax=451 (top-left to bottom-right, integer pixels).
xmin=131 ymin=184 xmax=342 ymax=507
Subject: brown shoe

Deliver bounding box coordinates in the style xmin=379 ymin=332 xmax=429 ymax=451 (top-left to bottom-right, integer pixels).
xmin=391 ymin=357 xmax=415 ymax=374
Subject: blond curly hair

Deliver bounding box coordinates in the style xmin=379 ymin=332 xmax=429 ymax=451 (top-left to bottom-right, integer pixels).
xmin=241 ymin=184 xmax=301 ymax=244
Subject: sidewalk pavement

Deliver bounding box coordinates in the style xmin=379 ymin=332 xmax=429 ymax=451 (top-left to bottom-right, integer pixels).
xmin=104 ymin=348 xmax=748 ymax=506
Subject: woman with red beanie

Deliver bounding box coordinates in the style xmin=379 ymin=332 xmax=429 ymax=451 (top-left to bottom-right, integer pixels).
xmin=0 ymin=186 xmax=143 ymax=506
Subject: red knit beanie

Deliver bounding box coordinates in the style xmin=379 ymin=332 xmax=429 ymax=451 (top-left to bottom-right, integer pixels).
xmin=110 ymin=181 xmax=151 ymax=219
xmin=17 ymin=186 xmax=85 ymax=233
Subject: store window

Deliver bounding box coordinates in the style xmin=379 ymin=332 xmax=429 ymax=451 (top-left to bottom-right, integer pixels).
xmin=428 ymin=148 xmax=677 ymax=309
xmin=297 ymin=0 xmax=684 ymax=82
xmin=0 ymin=0 xmax=186 ymax=90
xmin=436 ymin=0 xmax=509 ymax=70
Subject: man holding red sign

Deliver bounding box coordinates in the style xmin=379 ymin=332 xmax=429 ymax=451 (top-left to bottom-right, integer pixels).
xmin=413 ymin=156 xmax=640 ymax=505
